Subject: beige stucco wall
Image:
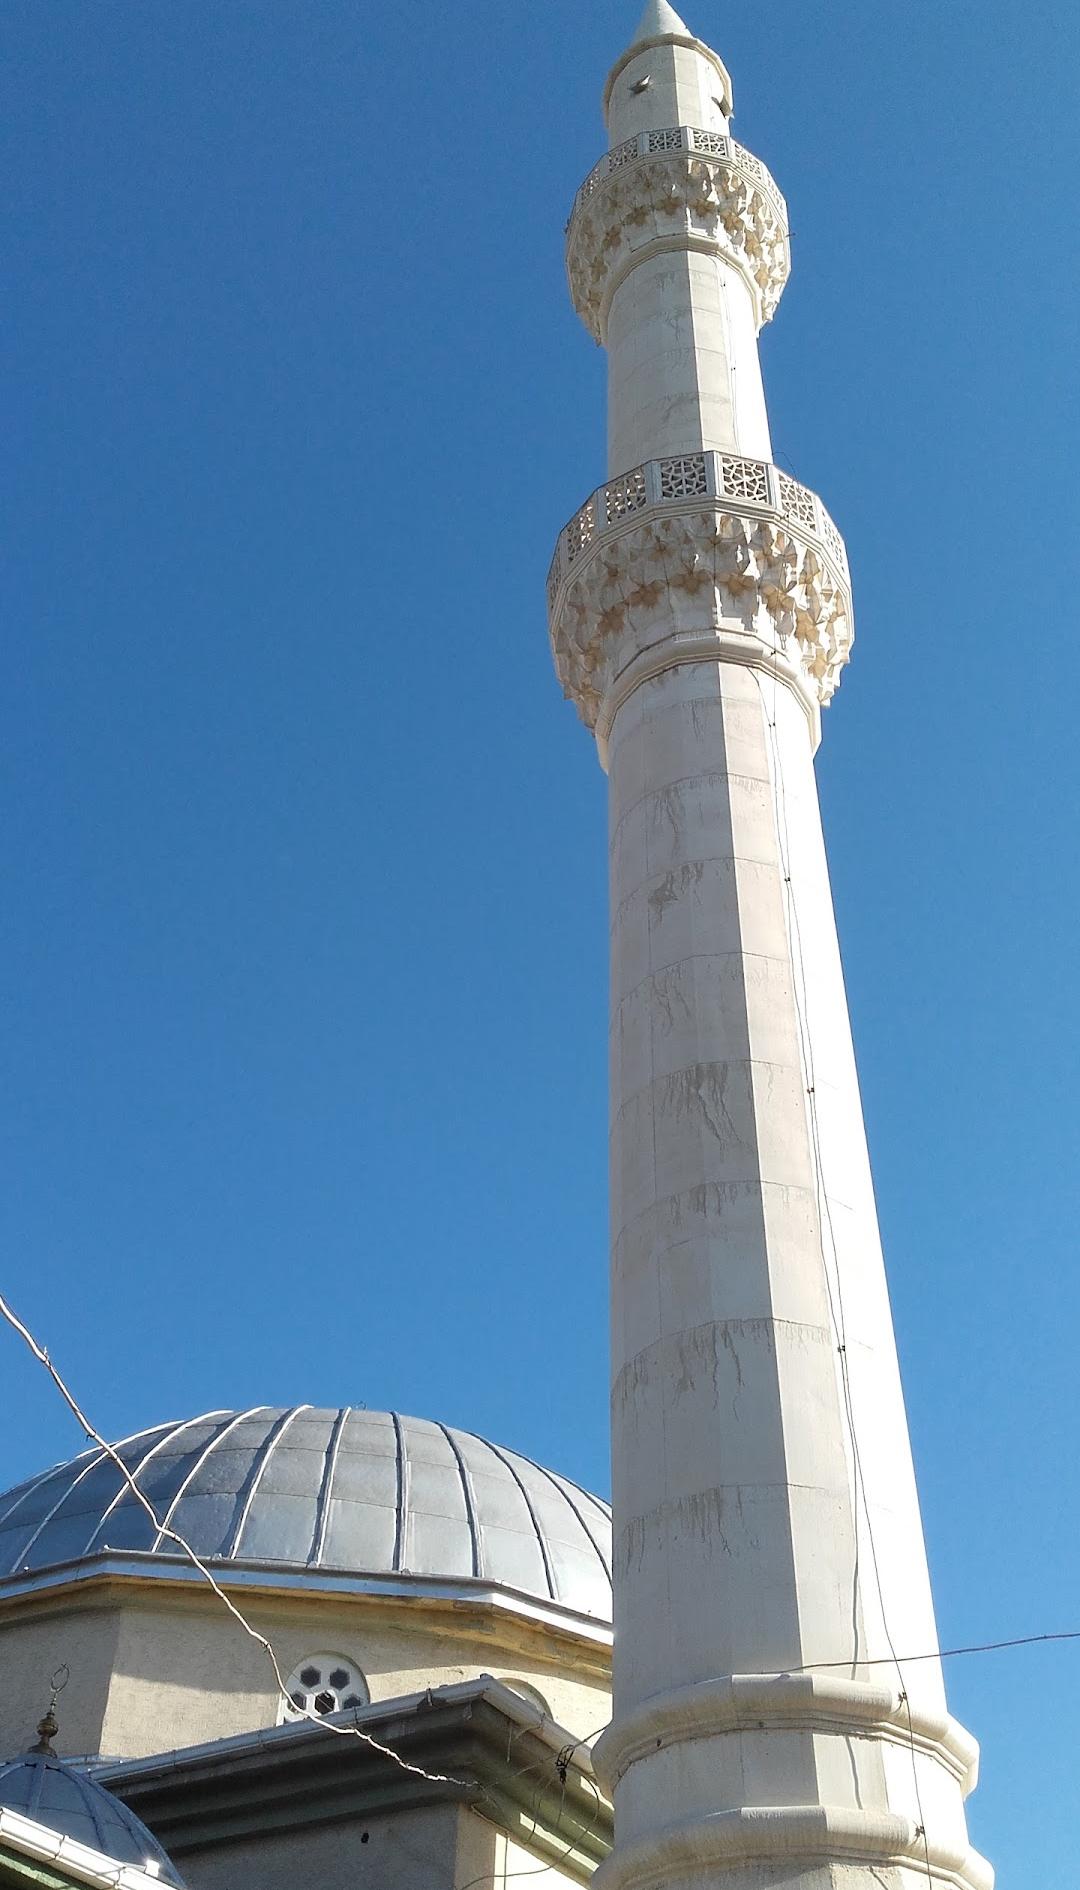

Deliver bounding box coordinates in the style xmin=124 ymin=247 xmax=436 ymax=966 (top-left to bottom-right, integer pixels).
xmin=0 ymin=1600 xmax=119 ymax=1760
xmin=496 ymin=1827 xmax=587 ymax=1890
xmin=0 ymin=1581 xmax=610 ymax=1763
xmin=180 ymin=1803 xmax=585 ymax=1890
xmin=180 ymin=1801 xmax=470 ymax=1890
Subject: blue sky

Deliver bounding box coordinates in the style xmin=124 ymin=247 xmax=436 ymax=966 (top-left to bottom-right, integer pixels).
xmin=2 ymin=0 xmax=1078 ymax=1877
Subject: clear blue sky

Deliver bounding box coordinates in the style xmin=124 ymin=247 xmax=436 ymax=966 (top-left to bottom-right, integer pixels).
xmin=2 ymin=0 xmax=1078 ymax=1878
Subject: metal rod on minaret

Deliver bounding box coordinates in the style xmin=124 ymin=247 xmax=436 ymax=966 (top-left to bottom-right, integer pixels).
xmin=547 ymin=6 xmax=993 ymax=1887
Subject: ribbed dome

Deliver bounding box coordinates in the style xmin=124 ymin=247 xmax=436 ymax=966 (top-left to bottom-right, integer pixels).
xmin=0 ymin=1746 xmax=183 ymax=1885
xmin=0 ymin=1408 xmax=612 ymax=1622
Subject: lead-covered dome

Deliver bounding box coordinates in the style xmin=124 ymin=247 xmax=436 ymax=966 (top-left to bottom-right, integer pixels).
xmin=0 ymin=1408 xmax=612 ymax=1624
xmin=0 ymin=1742 xmax=184 ymax=1884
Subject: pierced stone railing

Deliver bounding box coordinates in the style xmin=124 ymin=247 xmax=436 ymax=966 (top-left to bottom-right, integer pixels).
xmin=574 ymin=126 xmax=787 ymax=225
xmin=546 ymin=452 xmax=853 ymax=741
xmin=548 ymin=452 xmax=848 ymax=616
xmin=567 ymin=128 xmax=790 ymax=336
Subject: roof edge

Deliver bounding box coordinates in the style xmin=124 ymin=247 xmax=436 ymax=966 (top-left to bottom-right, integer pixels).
xmin=0 ymin=1550 xmax=613 ymax=1649
xmin=99 ymin=1680 xmax=612 ymax=1881
xmin=0 ymin=1806 xmax=168 ymax=1890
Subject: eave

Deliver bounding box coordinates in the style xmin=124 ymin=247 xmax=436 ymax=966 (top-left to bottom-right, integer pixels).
xmin=97 ymin=1678 xmax=613 ymax=1883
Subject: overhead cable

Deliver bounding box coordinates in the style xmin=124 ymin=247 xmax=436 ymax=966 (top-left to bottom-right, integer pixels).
xmin=0 ymin=1287 xmax=467 ymax=1792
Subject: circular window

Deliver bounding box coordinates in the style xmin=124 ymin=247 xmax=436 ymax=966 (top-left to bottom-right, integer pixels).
xmin=279 ymin=1653 xmax=369 ymax=1724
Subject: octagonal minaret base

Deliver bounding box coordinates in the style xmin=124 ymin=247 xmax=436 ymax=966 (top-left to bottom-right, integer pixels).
xmin=549 ymin=7 xmax=992 ymax=1890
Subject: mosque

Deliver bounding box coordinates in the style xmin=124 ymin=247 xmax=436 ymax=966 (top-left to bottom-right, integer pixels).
xmin=0 ymin=1410 xmax=612 ymax=1887
xmin=0 ymin=6 xmax=993 ymax=1890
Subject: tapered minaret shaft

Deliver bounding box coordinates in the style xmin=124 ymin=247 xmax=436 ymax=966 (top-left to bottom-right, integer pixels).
xmin=547 ymin=8 xmax=992 ymax=1889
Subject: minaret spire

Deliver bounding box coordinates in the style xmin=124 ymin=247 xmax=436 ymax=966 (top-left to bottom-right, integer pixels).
xmin=630 ymin=0 xmax=692 ymax=41
xmin=547 ymin=10 xmax=993 ymax=1890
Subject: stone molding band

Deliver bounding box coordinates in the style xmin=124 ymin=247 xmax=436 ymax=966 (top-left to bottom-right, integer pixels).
xmin=591 ymin=1806 xmax=995 ymax=1890
xmin=592 ymin=1672 xmax=981 ymax=1796
xmin=592 ymin=629 xmax=820 ymax=769
xmin=547 ymin=452 xmax=852 ymax=751
xmin=567 ymin=128 xmax=789 ymax=338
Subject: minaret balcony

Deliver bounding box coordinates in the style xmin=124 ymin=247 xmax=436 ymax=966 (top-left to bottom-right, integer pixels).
xmin=547 ymin=453 xmax=853 ymax=751
xmin=567 ymin=127 xmax=789 ymax=338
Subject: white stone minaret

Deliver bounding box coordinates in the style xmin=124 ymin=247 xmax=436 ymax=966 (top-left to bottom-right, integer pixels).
xmin=547 ymin=6 xmax=993 ymax=1888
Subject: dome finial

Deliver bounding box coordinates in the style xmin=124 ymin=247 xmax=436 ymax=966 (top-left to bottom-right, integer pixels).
xmin=631 ymin=0 xmax=691 ymax=43
xmin=30 ymin=1663 xmax=69 ymax=1754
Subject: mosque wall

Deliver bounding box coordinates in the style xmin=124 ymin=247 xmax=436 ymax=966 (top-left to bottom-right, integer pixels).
xmin=0 ymin=1601 xmax=119 ymax=1761
xmin=178 ymin=1801 xmax=469 ymax=1890
xmin=497 ymin=1828 xmax=590 ymax=1890
xmin=177 ymin=1802 xmax=586 ymax=1890
xmin=1 ymin=1582 xmax=610 ymax=1763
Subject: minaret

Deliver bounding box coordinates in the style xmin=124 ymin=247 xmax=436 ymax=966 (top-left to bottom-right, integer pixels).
xmin=547 ymin=7 xmax=993 ymax=1889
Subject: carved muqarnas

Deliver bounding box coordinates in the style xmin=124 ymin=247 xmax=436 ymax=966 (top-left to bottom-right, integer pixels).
xmin=551 ymin=512 xmax=851 ymax=729
xmin=567 ymin=155 xmax=790 ymax=339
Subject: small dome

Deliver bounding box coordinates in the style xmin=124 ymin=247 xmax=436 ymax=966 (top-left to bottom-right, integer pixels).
xmin=0 ymin=1745 xmax=183 ymax=1885
xmin=0 ymin=1408 xmax=612 ymax=1623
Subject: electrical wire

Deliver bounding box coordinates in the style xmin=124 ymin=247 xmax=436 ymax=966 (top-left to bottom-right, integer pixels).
xmin=454 ymin=1766 xmax=604 ymax=1890
xmin=0 ymin=1278 xmax=614 ymax=1890
xmin=3 ymin=1120 xmax=1071 ymax=1884
xmin=0 ymin=1287 xmax=470 ymax=1793
xmin=811 ymin=1628 xmax=1080 ymax=1668
xmin=0 ymin=1283 xmax=617 ymax=1890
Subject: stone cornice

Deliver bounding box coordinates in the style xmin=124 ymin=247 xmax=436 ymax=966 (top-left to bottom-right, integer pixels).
xmin=567 ymin=129 xmax=788 ymax=339
xmin=0 ymin=1549 xmax=613 ymax=1655
xmin=547 ymin=453 xmax=852 ymax=758
xmin=593 ymin=1673 xmax=981 ymax=1797
xmin=592 ymin=1806 xmax=994 ymax=1890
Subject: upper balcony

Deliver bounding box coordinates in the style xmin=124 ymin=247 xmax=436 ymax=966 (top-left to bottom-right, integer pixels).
xmin=567 ymin=128 xmax=789 ymax=339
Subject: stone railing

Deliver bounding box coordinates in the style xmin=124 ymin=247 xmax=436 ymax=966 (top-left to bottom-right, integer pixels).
xmin=566 ymin=129 xmax=790 ymax=338
xmin=574 ymin=127 xmax=787 ymax=225
xmin=549 ymin=453 xmax=848 ymax=606
xmin=547 ymin=452 xmax=853 ymax=743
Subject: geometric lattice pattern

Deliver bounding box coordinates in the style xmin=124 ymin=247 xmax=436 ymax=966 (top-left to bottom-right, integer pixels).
xmin=566 ymin=498 xmax=597 ymax=562
xmin=648 ymin=128 xmax=685 ymax=154
xmin=731 ymin=141 xmax=763 ymax=181
xmin=608 ymin=136 xmax=641 ymax=171
xmin=550 ymin=455 xmax=847 ymax=607
xmin=605 ymin=468 xmax=648 ymax=523
xmin=547 ymin=455 xmax=851 ymax=730
xmin=720 ymin=455 xmax=769 ymax=503
xmin=568 ymin=136 xmax=790 ymax=338
xmin=659 ymin=454 xmax=708 ymax=498
xmin=819 ymin=507 xmax=845 ymax=567
xmin=778 ymin=472 xmax=817 ymax=528
xmin=572 ymin=128 xmax=788 ymax=232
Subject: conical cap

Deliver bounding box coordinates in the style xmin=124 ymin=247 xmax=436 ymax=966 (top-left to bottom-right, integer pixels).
xmin=630 ymin=0 xmax=691 ymax=43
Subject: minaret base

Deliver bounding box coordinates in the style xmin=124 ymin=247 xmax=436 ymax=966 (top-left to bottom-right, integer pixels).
xmin=594 ymin=1675 xmax=991 ymax=1890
